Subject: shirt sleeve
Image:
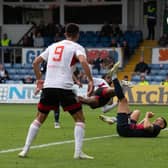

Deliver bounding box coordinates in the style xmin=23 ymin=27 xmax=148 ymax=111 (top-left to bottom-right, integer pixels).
xmin=39 ymin=47 xmax=49 ymax=61
xmin=75 ymin=45 xmax=87 ymax=58
xmin=93 ymin=78 xmax=109 ymax=87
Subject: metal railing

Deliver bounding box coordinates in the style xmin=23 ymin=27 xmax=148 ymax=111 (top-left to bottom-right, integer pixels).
xmin=0 ymin=46 xmax=23 ymax=64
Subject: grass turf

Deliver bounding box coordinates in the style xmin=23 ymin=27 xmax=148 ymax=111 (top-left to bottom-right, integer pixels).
xmin=0 ymin=104 xmax=168 ymax=168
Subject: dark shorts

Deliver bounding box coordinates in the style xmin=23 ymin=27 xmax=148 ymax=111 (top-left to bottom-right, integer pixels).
xmin=117 ymin=113 xmax=146 ymax=137
xmin=38 ymin=88 xmax=82 ymax=115
xmin=94 ymin=87 xmax=111 ymax=107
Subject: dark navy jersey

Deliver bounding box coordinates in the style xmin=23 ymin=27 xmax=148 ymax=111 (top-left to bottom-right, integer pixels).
xmin=117 ymin=113 xmax=161 ymax=137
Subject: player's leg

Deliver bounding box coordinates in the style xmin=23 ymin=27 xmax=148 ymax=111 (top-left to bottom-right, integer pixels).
xmin=18 ymin=112 xmax=48 ymax=158
xmin=54 ymin=107 xmax=61 ymax=128
xmin=130 ymin=109 xmax=141 ymax=122
xmin=108 ymin=61 xmax=133 ymax=137
xmin=99 ymin=88 xmax=116 ymax=112
xmin=18 ymin=88 xmax=59 ymax=158
xmin=108 ymin=61 xmax=130 ymax=114
xmin=101 ymin=102 xmax=118 ymax=113
xmin=62 ymin=90 xmax=94 ymax=159
xmin=71 ymin=110 xmax=93 ymax=159
xmin=78 ymin=95 xmax=99 ymax=109
xmin=99 ymin=114 xmax=117 ymax=124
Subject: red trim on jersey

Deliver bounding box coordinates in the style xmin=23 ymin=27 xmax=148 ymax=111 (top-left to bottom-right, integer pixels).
xmin=70 ymin=55 xmax=79 ymax=66
xmin=98 ymin=82 xmax=106 ymax=88
xmin=38 ymin=102 xmax=58 ymax=111
xmin=95 ymin=96 xmax=100 ymax=100
xmin=64 ymin=102 xmax=81 ymax=111
xmin=102 ymin=87 xmax=109 ymax=97
xmin=130 ymin=123 xmax=144 ymax=130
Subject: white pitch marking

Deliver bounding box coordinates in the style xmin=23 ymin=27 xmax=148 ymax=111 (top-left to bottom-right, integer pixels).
xmin=0 ymin=134 xmax=118 ymax=154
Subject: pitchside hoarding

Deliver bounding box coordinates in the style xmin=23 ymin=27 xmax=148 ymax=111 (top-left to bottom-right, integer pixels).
xmin=152 ymin=48 xmax=168 ymax=64
xmin=22 ymin=47 xmax=123 ymax=66
xmin=0 ymin=84 xmax=167 ymax=105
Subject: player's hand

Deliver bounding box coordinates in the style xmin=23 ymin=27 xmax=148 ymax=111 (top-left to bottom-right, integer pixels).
xmin=87 ymin=80 xmax=94 ymax=97
xmin=76 ymin=80 xmax=83 ymax=88
xmin=146 ymin=112 xmax=154 ymax=118
xmin=34 ymin=80 xmax=44 ymax=95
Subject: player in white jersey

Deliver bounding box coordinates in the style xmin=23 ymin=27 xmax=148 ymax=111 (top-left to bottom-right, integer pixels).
xmin=78 ymin=73 xmax=116 ymax=109
xmin=18 ymin=23 xmax=94 ymax=159
xmin=78 ymin=69 xmax=133 ymax=112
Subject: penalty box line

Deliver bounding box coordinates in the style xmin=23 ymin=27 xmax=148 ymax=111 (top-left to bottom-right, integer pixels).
xmin=0 ymin=134 xmax=118 ymax=154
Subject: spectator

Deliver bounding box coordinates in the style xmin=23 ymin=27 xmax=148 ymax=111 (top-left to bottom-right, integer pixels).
xmin=33 ymin=32 xmax=44 ymax=47
xmin=22 ymin=34 xmax=33 ymax=47
xmin=22 ymin=75 xmax=34 ymax=84
xmin=46 ymin=22 xmax=56 ymax=37
xmin=53 ymin=32 xmax=63 ymax=42
xmin=123 ymin=75 xmax=129 ymax=81
xmin=134 ymin=56 xmax=150 ymax=75
xmin=146 ymin=1 xmax=156 ymax=40
xmin=100 ymin=21 xmax=113 ymax=37
xmin=138 ymin=74 xmax=149 ymax=86
xmin=121 ymin=40 xmax=130 ymax=63
xmin=160 ymin=75 xmax=168 ymax=86
xmin=0 ymin=63 xmax=9 ymax=83
xmin=103 ymin=56 xmax=114 ymax=70
xmin=55 ymin=24 xmax=64 ymax=36
xmin=158 ymin=33 xmax=168 ymax=47
xmin=113 ymin=24 xmax=123 ymax=38
xmin=93 ymin=55 xmax=103 ymax=73
xmin=36 ymin=20 xmax=46 ymax=37
xmin=109 ymin=39 xmax=118 ymax=47
xmin=0 ymin=33 xmax=11 ymax=47
xmin=0 ymin=33 xmax=12 ymax=63
xmin=109 ymin=47 xmax=119 ymax=63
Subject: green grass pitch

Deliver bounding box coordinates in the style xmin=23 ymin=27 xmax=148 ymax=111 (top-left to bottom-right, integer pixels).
xmin=0 ymin=104 xmax=168 ymax=168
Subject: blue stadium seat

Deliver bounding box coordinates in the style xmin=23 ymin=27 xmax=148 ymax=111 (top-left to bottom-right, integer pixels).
xmin=7 ymin=68 xmax=17 ymax=75
xmin=18 ymin=69 xmax=29 ymax=75
xmin=149 ymin=64 xmax=161 ymax=70
xmin=163 ymin=64 xmax=168 ymax=70
xmin=150 ymin=69 xmax=158 ymax=75
xmin=92 ymin=69 xmax=99 ymax=75
xmin=153 ymin=76 xmax=165 ymax=82
xmin=100 ymin=69 xmax=108 ymax=75
xmin=23 ymin=64 xmax=32 ymax=69
xmin=158 ymin=70 xmax=168 ymax=76
xmin=131 ymin=75 xmax=140 ymax=82
xmin=150 ymin=81 xmax=160 ymax=85
xmin=6 ymin=80 xmax=23 ymax=84
xmin=13 ymin=63 xmax=22 ymax=69
xmin=4 ymin=63 xmax=12 ymax=69
xmin=11 ymin=74 xmax=22 ymax=80
xmin=145 ymin=75 xmax=153 ymax=82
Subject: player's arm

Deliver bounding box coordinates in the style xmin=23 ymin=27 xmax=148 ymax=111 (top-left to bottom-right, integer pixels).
xmin=73 ymin=74 xmax=82 ymax=88
xmin=143 ymin=112 xmax=154 ymax=130
xmin=78 ymin=55 xmax=94 ymax=96
xmin=33 ymin=56 xmax=44 ymax=95
xmin=33 ymin=56 xmax=44 ymax=80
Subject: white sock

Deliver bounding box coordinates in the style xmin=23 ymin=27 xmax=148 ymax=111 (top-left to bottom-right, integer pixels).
xmin=74 ymin=122 xmax=85 ymax=156
xmin=112 ymin=74 xmax=117 ymax=80
xmin=101 ymin=103 xmax=118 ymax=113
xmin=23 ymin=119 xmax=41 ymax=152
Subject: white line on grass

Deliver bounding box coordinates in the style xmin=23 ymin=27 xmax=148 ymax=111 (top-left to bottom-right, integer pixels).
xmin=0 ymin=134 xmax=118 ymax=154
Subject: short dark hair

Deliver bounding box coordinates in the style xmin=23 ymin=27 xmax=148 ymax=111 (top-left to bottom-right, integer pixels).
xmin=65 ymin=23 xmax=79 ymax=37
xmin=161 ymin=117 xmax=167 ymax=129
xmin=102 ymin=73 xmax=107 ymax=79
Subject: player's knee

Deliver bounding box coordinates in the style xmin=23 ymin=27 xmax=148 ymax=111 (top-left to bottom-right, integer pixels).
xmin=120 ymin=97 xmax=128 ymax=104
xmin=133 ymin=109 xmax=140 ymax=115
